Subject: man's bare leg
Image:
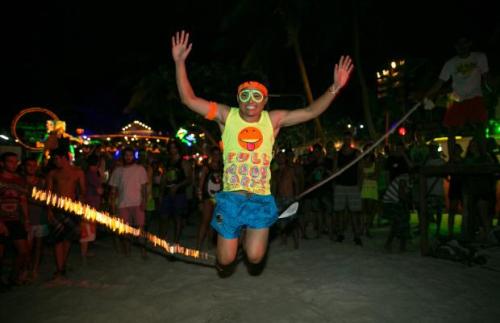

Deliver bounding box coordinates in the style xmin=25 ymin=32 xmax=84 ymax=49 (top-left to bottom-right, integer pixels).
xmin=215 ymin=235 xmax=238 ymax=277
xmin=243 ymin=228 xmax=269 ymax=276
xmin=447 ymin=128 xmax=457 ymax=162
xmin=243 ymin=228 xmax=269 ymax=264
xmin=11 ymin=239 xmax=29 ymax=284
xmin=120 ymin=237 xmax=131 ymax=256
xmin=80 ymin=241 xmax=89 ymax=264
xmin=448 ymin=200 xmax=458 ymax=239
xmin=174 ymin=215 xmax=185 ymax=243
xmin=54 ymin=241 xmax=69 ymax=277
xmin=352 ymin=212 xmax=363 ymax=245
xmin=32 ymin=237 xmax=43 ymax=277
xmin=335 ymin=212 xmax=346 ymax=242
xmin=138 ymin=225 xmax=148 ymax=259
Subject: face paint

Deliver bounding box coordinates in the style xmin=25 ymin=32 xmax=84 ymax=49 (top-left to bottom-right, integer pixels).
xmin=238 ymin=89 xmax=264 ymax=103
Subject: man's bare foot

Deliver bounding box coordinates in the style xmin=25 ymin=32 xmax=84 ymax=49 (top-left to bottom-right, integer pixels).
xmin=51 ymin=270 xmax=67 ymax=282
xmin=81 ymin=256 xmax=88 ymax=266
xmin=30 ymin=270 xmax=39 ymax=282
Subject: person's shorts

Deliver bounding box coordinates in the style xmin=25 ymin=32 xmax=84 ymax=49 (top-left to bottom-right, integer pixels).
xmin=0 ymin=220 xmax=27 ymax=244
xmin=80 ymin=221 xmax=96 ymax=242
xmin=211 ymin=191 xmax=278 ymax=239
xmin=119 ymin=206 xmax=145 ymax=227
xmin=334 ymin=185 xmax=362 ymax=212
xmin=51 ymin=211 xmax=79 ymax=243
xmin=361 ymin=179 xmax=379 ymax=200
xmin=159 ymin=194 xmax=188 ymax=218
xmin=29 ymin=224 xmax=49 ymax=239
xmin=443 ymin=96 xmax=487 ymax=128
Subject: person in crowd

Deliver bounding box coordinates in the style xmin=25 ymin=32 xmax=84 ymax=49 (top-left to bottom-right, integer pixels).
xmin=303 ymin=144 xmax=333 ymax=239
xmin=272 ymin=149 xmax=300 ymax=248
xmin=159 ymin=140 xmax=192 ymax=243
xmin=383 ymin=170 xmax=411 ymax=252
xmin=196 ymin=146 xmax=223 ymax=250
xmin=108 ymin=147 xmax=148 ymax=257
xmin=0 ymin=152 xmax=30 ymax=287
xmin=81 ymin=154 xmax=103 ymax=263
xmin=24 ymin=157 xmax=48 ymax=280
xmin=360 ymin=143 xmax=379 ymax=238
xmin=462 ymin=138 xmax=495 ymax=242
xmin=46 ymin=149 xmax=85 ymax=278
xmin=333 ymin=131 xmax=363 ymax=245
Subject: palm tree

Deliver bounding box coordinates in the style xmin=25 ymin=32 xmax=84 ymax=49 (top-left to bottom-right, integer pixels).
xmin=218 ymin=0 xmax=342 ymax=144
xmin=352 ymin=0 xmax=377 ymax=139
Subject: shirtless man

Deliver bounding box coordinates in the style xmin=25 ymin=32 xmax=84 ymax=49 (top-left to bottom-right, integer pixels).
xmin=46 ymin=149 xmax=85 ymax=278
xmin=0 ymin=152 xmax=29 ymax=286
xmin=24 ymin=158 xmax=48 ymax=279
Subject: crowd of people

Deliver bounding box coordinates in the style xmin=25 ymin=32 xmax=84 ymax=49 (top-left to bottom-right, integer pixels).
xmin=2 ymin=128 xmax=499 ymax=288
xmin=0 ymin=33 xmax=498 ymax=285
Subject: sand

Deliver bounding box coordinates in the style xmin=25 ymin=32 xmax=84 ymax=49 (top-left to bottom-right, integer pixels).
xmin=1 ymin=222 xmax=500 ymax=323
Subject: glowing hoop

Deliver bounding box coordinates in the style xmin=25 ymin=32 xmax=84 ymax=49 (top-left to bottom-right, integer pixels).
xmin=11 ymin=107 xmax=59 ymax=151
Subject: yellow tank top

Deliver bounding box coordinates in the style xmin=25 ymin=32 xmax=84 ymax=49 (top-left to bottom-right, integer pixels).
xmin=221 ymin=108 xmax=274 ymax=195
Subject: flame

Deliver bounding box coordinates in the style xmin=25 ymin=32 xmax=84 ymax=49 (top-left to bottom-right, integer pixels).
xmin=31 ymin=187 xmax=210 ymax=260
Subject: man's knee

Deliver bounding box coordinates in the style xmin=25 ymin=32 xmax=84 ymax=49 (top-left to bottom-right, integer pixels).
xmin=217 ymin=254 xmax=236 ymax=266
xmin=245 ymin=248 xmax=265 ymax=264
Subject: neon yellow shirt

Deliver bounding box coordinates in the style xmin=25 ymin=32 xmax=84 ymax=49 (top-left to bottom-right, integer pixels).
xmin=222 ymin=108 xmax=274 ymax=195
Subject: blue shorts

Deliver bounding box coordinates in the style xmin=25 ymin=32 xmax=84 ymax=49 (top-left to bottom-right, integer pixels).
xmin=211 ymin=191 xmax=278 ymax=239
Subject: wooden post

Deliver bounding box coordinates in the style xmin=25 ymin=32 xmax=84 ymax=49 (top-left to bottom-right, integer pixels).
xmin=419 ymin=171 xmax=429 ymax=256
xmin=385 ymin=110 xmax=389 ymax=146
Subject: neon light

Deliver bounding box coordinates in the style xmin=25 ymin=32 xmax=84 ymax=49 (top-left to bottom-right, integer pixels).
xmin=398 ymin=127 xmax=406 ymax=136
xmin=176 ymin=127 xmax=197 ymax=146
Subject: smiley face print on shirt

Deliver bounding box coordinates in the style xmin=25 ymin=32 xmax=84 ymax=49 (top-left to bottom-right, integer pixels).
xmin=238 ymin=127 xmax=263 ymax=152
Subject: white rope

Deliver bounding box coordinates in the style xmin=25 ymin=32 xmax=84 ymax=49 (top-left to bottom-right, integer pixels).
xmin=296 ymin=102 xmax=421 ymax=200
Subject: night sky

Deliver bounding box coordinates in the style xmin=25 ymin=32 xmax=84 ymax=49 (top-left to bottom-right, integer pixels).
xmin=4 ymin=0 xmax=499 ymax=136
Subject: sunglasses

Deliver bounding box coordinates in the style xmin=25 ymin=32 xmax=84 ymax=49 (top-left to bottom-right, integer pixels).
xmin=238 ymin=89 xmax=265 ymax=103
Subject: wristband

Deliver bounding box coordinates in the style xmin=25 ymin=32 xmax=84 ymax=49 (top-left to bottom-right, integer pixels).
xmin=205 ymin=102 xmax=218 ymax=120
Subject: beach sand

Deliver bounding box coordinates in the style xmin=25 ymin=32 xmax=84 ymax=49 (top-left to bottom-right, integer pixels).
xmin=2 ymin=221 xmax=500 ymax=323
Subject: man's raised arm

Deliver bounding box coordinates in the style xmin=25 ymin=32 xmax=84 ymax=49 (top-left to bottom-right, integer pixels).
xmin=171 ymin=30 xmax=229 ymax=123
xmin=270 ymin=55 xmax=353 ymax=129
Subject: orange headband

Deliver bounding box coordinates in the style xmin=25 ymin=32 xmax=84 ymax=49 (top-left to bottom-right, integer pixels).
xmin=237 ymin=81 xmax=268 ymax=97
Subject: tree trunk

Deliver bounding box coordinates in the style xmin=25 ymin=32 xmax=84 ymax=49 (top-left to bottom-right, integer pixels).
xmin=353 ymin=1 xmax=377 ymax=140
xmin=291 ymin=36 xmax=326 ymax=145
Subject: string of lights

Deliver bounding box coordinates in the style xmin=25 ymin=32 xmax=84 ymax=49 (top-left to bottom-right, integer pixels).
xmin=31 ymin=187 xmax=214 ymax=262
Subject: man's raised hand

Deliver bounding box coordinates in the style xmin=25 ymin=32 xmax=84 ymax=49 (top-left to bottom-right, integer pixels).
xmin=171 ymin=30 xmax=193 ymax=63
xmin=333 ymin=56 xmax=354 ymax=91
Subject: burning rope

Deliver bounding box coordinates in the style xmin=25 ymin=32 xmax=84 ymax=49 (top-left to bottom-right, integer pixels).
xmin=31 ymin=187 xmax=213 ymax=262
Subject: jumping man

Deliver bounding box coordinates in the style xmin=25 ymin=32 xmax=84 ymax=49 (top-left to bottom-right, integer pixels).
xmin=171 ymin=30 xmax=353 ymax=276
